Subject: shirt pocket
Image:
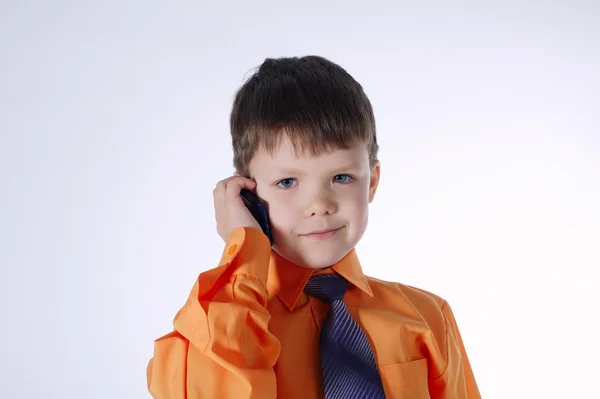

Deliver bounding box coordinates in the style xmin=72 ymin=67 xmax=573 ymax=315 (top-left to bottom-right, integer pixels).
xmin=378 ymin=358 xmax=430 ymax=399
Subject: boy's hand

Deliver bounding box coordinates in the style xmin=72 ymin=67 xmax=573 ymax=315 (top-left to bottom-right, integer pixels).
xmin=213 ymin=174 xmax=262 ymax=242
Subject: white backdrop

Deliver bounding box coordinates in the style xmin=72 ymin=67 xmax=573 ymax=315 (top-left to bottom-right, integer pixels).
xmin=1 ymin=1 xmax=599 ymax=398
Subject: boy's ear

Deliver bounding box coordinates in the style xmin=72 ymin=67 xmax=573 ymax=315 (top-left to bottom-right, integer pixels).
xmin=368 ymin=160 xmax=381 ymax=203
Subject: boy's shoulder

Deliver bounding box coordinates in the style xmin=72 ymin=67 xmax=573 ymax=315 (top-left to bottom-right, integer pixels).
xmin=366 ymin=275 xmax=445 ymax=303
xmin=363 ymin=275 xmax=448 ymax=317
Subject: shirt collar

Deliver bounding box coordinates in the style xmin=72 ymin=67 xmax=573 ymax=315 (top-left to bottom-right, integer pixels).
xmin=267 ymin=248 xmax=374 ymax=311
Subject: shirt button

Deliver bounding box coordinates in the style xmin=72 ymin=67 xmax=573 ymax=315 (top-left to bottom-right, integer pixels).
xmin=228 ymin=244 xmax=238 ymax=255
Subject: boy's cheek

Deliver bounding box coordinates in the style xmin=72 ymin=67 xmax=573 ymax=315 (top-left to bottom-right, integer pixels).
xmin=270 ymin=212 xmax=295 ymax=233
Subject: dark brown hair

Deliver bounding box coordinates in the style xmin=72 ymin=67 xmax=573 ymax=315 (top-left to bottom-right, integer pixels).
xmin=230 ymin=55 xmax=378 ymax=176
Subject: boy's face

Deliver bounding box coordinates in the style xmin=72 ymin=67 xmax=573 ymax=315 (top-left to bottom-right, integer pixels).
xmin=248 ymin=133 xmax=380 ymax=269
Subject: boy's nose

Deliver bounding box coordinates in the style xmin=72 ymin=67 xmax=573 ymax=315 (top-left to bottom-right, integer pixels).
xmin=303 ymin=194 xmax=338 ymax=217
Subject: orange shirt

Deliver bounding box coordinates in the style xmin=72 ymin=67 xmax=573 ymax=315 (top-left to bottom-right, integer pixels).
xmin=147 ymin=228 xmax=481 ymax=398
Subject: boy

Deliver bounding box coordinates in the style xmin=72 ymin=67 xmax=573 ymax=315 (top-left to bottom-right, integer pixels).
xmin=147 ymin=56 xmax=481 ymax=398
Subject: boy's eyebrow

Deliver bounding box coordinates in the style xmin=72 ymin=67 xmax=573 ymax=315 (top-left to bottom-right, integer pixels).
xmin=274 ymin=164 xmax=362 ymax=175
xmin=275 ymin=167 xmax=306 ymax=175
xmin=268 ymin=167 xmax=309 ymax=177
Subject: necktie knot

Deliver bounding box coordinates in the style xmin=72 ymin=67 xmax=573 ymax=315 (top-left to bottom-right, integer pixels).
xmin=304 ymin=274 xmax=349 ymax=304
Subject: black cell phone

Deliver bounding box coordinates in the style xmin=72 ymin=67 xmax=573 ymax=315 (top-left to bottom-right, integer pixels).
xmin=240 ymin=189 xmax=273 ymax=245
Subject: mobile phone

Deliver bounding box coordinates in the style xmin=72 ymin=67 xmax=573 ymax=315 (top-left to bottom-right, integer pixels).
xmin=240 ymin=188 xmax=273 ymax=245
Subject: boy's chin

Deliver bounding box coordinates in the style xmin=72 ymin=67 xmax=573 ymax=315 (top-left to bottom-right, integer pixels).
xmin=273 ymin=245 xmax=351 ymax=270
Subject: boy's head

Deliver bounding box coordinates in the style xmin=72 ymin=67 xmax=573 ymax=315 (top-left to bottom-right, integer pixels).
xmin=230 ymin=55 xmax=380 ymax=269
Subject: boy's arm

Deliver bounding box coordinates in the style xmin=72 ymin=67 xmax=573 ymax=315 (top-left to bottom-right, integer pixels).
xmin=429 ymin=301 xmax=481 ymax=399
xmin=146 ymin=227 xmax=280 ymax=399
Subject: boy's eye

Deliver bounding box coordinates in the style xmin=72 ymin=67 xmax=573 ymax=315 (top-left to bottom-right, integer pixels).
xmin=333 ymin=174 xmax=353 ymax=183
xmin=277 ymin=178 xmax=297 ymax=188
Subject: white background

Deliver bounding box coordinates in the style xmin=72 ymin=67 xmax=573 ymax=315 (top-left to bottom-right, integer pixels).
xmin=1 ymin=1 xmax=599 ymax=398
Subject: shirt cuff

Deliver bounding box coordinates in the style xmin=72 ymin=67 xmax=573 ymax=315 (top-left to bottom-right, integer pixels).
xmin=219 ymin=227 xmax=272 ymax=286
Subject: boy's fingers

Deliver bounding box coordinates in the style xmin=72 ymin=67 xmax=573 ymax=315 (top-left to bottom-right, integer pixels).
xmin=225 ymin=176 xmax=256 ymax=200
xmin=214 ymin=175 xmax=245 ymax=193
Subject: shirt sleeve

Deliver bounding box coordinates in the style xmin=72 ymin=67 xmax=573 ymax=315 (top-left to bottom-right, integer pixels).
xmin=146 ymin=227 xmax=280 ymax=399
xmin=429 ymin=300 xmax=481 ymax=399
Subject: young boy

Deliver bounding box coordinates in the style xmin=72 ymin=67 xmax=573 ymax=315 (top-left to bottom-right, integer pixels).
xmin=147 ymin=56 xmax=481 ymax=399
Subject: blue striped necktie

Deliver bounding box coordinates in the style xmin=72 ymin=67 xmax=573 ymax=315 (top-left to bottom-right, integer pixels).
xmin=304 ymin=274 xmax=386 ymax=399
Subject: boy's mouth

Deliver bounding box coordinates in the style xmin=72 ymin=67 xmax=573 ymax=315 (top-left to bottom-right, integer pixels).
xmin=300 ymin=227 xmax=343 ymax=240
